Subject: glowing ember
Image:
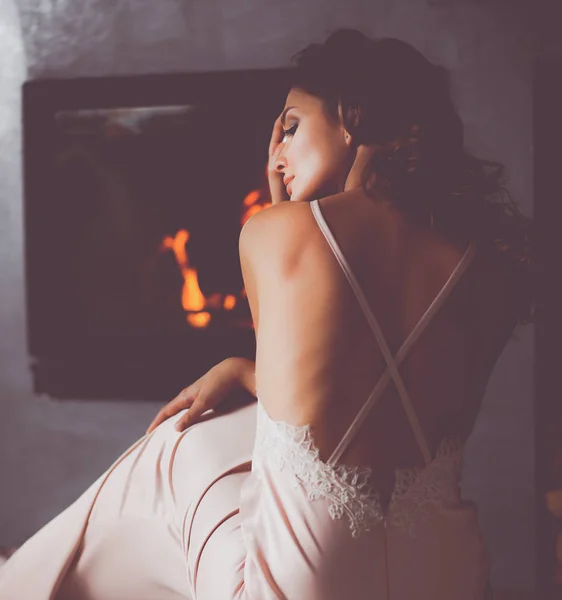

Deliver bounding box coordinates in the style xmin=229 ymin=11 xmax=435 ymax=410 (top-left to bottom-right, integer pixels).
xmin=223 ymin=295 xmax=237 ymax=310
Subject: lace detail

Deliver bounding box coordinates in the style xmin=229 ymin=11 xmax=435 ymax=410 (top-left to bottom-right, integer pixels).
xmin=389 ymin=437 xmax=463 ymax=536
xmin=253 ymin=402 xmax=383 ymax=538
xmin=253 ymin=401 xmax=464 ymax=539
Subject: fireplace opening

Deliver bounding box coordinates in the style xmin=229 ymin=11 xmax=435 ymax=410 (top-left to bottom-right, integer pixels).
xmin=23 ymin=69 xmax=292 ymax=400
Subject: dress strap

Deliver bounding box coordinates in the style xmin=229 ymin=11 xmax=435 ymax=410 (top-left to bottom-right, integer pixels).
xmin=309 ymin=199 xmax=477 ymax=467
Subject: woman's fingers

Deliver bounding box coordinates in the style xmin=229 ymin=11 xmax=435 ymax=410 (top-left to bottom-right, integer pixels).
xmin=145 ymin=386 xmax=198 ymax=433
xmin=268 ymin=116 xmax=284 ymax=157
xmin=268 ymin=140 xmax=281 ymax=173
xmin=174 ymin=396 xmax=208 ymax=431
xmin=267 ymin=116 xmax=290 ymax=204
xmin=268 ymin=117 xmax=286 ymax=170
xmin=146 ymin=358 xmax=245 ymax=434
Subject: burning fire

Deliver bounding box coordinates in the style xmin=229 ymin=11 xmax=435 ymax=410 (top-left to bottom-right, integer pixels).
xmin=160 ymin=180 xmax=271 ymax=327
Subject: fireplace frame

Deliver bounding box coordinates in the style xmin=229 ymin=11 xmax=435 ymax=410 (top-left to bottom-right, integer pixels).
xmin=22 ymin=68 xmax=292 ymax=401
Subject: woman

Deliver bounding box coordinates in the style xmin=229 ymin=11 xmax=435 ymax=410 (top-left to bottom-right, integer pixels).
xmin=0 ymin=29 xmax=533 ymax=599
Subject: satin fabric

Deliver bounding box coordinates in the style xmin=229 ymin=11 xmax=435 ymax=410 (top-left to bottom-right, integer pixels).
xmin=0 ymin=401 xmax=491 ymax=599
xmin=0 ymin=198 xmax=493 ymax=599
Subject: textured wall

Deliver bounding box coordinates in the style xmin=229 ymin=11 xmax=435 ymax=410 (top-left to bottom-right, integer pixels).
xmin=0 ymin=0 xmax=534 ymax=590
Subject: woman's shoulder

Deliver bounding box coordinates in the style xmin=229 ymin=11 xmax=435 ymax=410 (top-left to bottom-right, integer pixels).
xmin=238 ymin=200 xmax=321 ymax=286
xmin=239 ymin=200 xmax=311 ymax=243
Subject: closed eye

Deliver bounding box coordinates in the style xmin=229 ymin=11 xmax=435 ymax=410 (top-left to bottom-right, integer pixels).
xmin=282 ymin=123 xmax=298 ymax=138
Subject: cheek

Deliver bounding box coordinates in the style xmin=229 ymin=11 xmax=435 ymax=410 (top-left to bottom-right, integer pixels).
xmin=288 ymin=131 xmax=344 ymax=197
xmin=292 ymin=138 xmax=324 ymax=175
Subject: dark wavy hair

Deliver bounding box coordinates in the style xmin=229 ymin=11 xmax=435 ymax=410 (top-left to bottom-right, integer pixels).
xmin=289 ymin=29 xmax=535 ymax=325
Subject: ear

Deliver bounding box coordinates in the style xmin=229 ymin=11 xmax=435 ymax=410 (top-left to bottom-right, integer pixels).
xmin=338 ymin=98 xmax=363 ymax=147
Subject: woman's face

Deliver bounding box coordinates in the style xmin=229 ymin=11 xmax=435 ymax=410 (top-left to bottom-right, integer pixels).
xmin=275 ymin=88 xmax=353 ymax=203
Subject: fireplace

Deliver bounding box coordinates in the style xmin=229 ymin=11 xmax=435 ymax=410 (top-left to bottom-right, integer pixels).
xmin=23 ymin=68 xmax=292 ymax=401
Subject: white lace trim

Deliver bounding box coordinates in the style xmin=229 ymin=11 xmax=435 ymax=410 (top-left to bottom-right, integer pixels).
xmin=388 ymin=437 xmax=463 ymax=536
xmin=253 ymin=401 xmax=463 ymax=539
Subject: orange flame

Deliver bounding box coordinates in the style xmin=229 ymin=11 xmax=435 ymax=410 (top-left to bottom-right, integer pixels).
xmin=241 ymin=187 xmax=271 ymax=227
xmin=161 ymin=229 xmax=210 ymax=327
xmin=160 ymin=178 xmax=271 ymax=327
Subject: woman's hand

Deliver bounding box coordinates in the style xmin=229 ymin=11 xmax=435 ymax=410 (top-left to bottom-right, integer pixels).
xmin=267 ymin=115 xmax=290 ymax=205
xmin=145 ymin=357 xmax=255 ymax=434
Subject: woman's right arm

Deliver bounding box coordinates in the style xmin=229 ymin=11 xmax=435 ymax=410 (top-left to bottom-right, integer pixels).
xmin=232 ymin=357 xmax=257 ymax=398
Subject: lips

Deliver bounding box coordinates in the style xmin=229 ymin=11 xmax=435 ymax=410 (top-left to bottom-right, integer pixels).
xmin=283 ymin=176 xmax=294 ymax=193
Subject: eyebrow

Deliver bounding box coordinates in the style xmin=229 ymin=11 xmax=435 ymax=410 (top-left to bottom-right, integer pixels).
xmin=281 ymin=106 xmax=296 ymax=128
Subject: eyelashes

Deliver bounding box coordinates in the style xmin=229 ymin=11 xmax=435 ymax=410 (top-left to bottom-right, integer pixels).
xmin=282 ymin=123 xmax=298 ymax=139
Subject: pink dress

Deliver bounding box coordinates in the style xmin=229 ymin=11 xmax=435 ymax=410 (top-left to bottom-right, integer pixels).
xmin=0 ymin=199 xmax=494 ymax=599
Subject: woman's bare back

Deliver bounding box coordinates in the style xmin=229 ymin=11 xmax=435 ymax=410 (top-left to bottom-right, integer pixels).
xmin=255 ymin=189 xmax=521 ymax=499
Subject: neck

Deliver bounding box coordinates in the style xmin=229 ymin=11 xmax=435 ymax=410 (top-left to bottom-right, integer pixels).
xmin=343 ymin=144 xmax=377 ymax=192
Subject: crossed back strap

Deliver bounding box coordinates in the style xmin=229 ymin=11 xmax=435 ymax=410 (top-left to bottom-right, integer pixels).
xmin=309 ymin=199 xmax=477 ymax=467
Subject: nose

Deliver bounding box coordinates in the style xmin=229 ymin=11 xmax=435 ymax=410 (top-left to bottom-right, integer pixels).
xmin=274 ymin=148 xmax=287 ymax=174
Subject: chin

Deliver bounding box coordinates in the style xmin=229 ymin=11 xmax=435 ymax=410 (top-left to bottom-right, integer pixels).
xmin=296 ymin=180 xmax=338 ymax=203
